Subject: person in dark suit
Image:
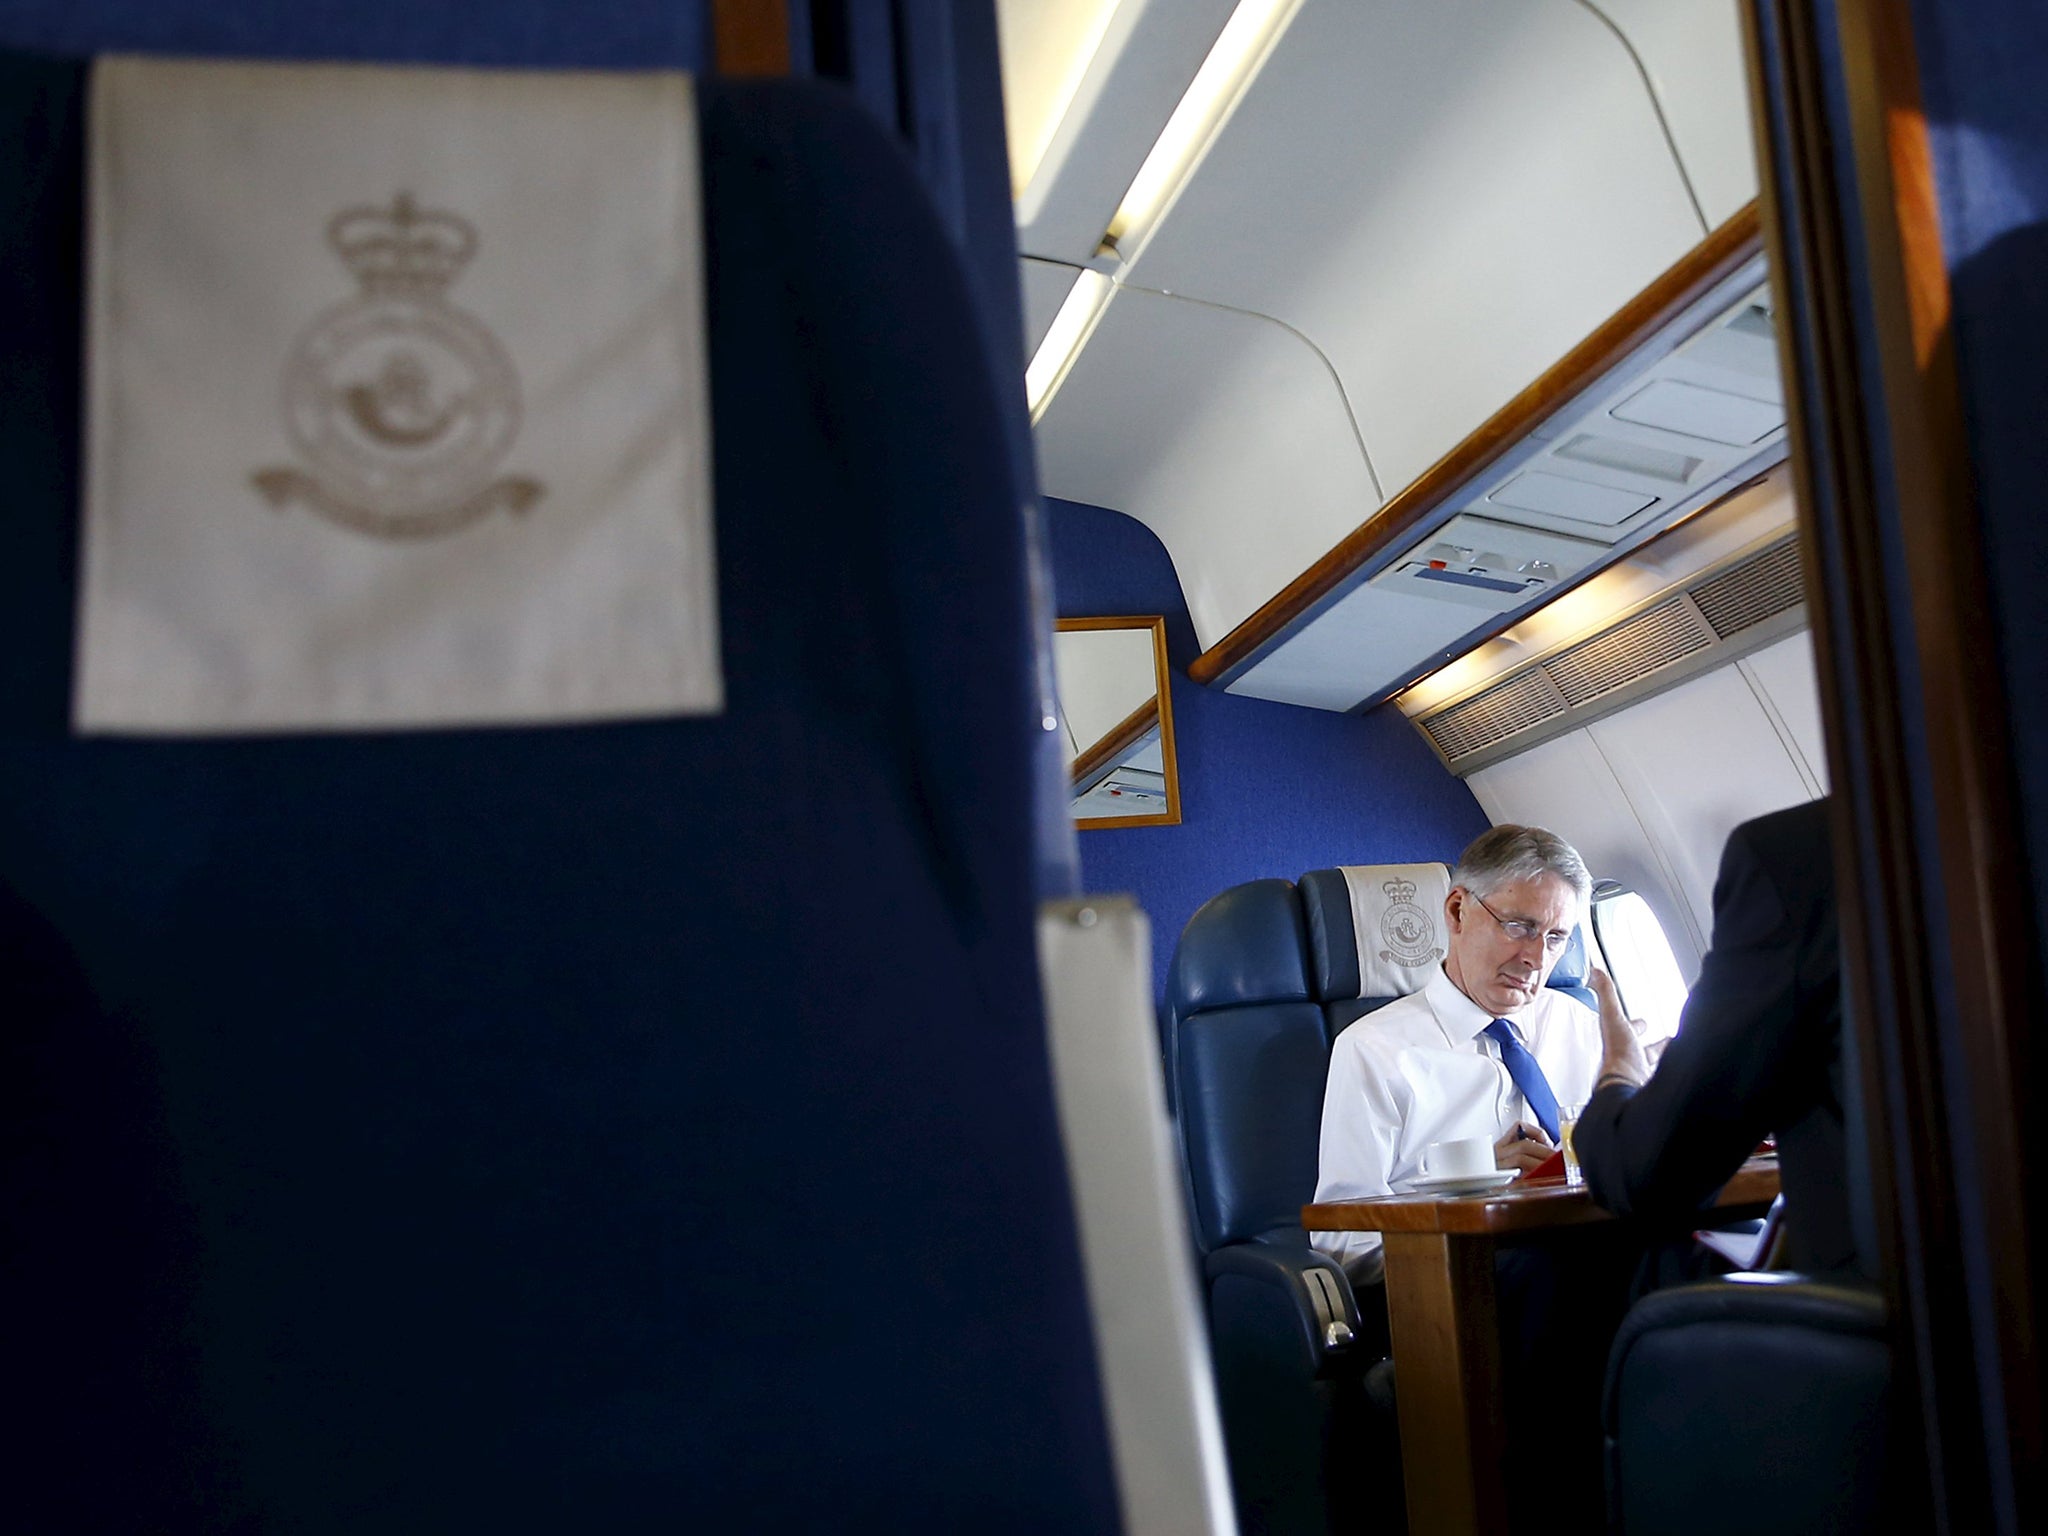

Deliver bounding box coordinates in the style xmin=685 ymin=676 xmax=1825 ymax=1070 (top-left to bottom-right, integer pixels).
xmin=1575 ymin=797 xmax=1860 ymax=1276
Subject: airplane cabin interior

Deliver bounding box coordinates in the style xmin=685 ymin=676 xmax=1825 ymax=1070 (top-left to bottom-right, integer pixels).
xmin=2 ymin=2 xmax=2044 ymax=1533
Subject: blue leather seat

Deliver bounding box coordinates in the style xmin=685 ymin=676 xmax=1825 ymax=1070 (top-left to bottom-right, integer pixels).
xmin=1163 ymin=862 xmax=1599 ymax=1534
xmin=1603 ymin=1273 xmax=1899 ymax=1533
xmin=1599 ymin=953 xmax=1913 ymax=1531
xmin=0 ymin=53 xmax=1121 ymax=1533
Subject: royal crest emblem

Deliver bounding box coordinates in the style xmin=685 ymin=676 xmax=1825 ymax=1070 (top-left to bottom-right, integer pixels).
xmin=252 ymin=193 xmax=543 ymax=539
xmin=1377 ymin=877 xmax=1445 ymax=968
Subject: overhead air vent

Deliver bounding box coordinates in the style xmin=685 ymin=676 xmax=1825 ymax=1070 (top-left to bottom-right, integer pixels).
xmin=1544 ymin=596 xmax=1716 ymax=707
xmin=1420 ymin=669 xmax=1569 ymax=761
xmin=1689 ymin=535 xmax=1805 ymax=638
xmin=1414 ymin=534 xmax=1808 ymax=770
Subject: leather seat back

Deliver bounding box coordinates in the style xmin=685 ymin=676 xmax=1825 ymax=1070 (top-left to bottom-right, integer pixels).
xmin=1165 ymin=879 xmax=1325 ymax=1250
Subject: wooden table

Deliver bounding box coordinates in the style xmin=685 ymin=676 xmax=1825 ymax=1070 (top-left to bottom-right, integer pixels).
xmin=1302 ymin=1159 xmax=1780 ymax=1535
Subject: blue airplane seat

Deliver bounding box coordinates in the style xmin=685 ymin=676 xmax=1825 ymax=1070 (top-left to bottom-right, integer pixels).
xmin=1164 ymin=862 xmax=1609 ymax=1533
xmin=1600 ymin=912 xmax=1910 ymax=1532
xmin=1163 ymin=876 xmax=1381 ymax=1536
xmin=0 ymin=54 xmax=1121 ymax=1534
xmin=1546 ymin=923 xmax=1597 ymax=1011
xmin=1603 ymin=1273 xmax=1897 ymax=1534
xmin=1299 ymin=863 xmax=1597 ymax=1027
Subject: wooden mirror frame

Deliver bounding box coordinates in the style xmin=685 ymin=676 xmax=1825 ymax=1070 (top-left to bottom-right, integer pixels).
xmin=1056 ymin=616 xmax=1182 ymax=831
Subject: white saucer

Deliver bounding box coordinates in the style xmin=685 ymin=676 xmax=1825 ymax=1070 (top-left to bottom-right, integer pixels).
xmin=1398 ymin=1170 xmax=1519 ymax=1195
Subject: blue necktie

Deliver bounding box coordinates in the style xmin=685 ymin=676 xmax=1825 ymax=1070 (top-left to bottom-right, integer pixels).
xmin=1483 ymin=1018 xmax=1560 ymax=1143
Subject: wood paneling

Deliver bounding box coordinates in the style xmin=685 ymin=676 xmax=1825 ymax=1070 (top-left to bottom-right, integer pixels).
xmin=712 ymin=0 xmax=791 ymax=77
xmin=1744 ymin=0 xmax=2040 ymax=1527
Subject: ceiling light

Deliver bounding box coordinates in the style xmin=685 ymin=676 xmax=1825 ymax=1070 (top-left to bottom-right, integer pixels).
xmin=1026 ymin=268 xmax=1114 ymax=421
xmin=1103 ymin=0 xmax=1300 ymax=258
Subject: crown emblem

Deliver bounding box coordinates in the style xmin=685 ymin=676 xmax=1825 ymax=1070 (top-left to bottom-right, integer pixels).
xmin=1382 ymin=878 xmax=1417 ymax=905
xmin=326 ymin=193 xmax=478 ymax=298
xmin=253 ymin=191 xmax=541 ymax=540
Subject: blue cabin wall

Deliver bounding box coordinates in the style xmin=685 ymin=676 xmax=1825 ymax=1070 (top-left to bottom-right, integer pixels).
xmin=1047 ymin=498 xmax=1491 ymax=997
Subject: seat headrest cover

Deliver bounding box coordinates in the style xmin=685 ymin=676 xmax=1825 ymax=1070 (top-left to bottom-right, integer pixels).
xmin=1166 ymin=878 xmax=1311 ymax=1016
xmin=1334 ymin=863 xmax=1450 ymax=1000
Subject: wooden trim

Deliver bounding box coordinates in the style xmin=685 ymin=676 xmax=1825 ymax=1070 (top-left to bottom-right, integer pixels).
xmin=1746 ymin=0 xmax=2039 ymax=1527
xmin=1303 ymin=1158 xmax=1778 ymax=1234
xmin=712 ymin=0 xmax=792 ymax=76
xmin=1068 ymin=697 xmax=1159 ymax=789
xmin=1382 ymin=1232 xmax=1507 ymax=1536
xmin=1187 ymin=203 xmax=1765 ymax=688
xmin=1059 ymin=616 xmax=1182 ymax=830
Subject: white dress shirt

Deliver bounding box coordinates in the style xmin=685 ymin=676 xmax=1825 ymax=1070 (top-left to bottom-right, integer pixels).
xmin=1312 ymin=964 xmax=1602 ymax=1280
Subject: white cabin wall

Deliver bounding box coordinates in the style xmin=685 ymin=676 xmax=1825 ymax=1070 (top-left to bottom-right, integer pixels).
xmin=1465 ymin=627 xmax=1827 ymax=983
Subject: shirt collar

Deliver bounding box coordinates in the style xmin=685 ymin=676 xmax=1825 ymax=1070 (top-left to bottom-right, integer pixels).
xmin=1422 ymin=962 xmax=1530 ymax=1046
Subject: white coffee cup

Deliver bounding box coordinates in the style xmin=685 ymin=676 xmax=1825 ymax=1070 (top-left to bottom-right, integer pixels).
xmin=1422 ymin=1135 xmax=1495 ymax=1179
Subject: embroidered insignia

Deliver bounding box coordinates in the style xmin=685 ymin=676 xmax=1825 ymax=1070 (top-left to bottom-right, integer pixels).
xmin=252 ymin=193 xmax=543 ymax=539
xmin=1377 ymin=877 xmax=1445 ymax=968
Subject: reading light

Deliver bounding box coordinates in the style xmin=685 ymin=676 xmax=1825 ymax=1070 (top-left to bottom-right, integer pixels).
xmin=1102 ymin=0 xmax=1301 ymax=259
xmin=1026 ymin=268 xmax=1114 ymax=421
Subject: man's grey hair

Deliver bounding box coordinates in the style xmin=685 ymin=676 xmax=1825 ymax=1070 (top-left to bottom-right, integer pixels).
xmin=1449 ymin=824 xmax=1593 ymax=907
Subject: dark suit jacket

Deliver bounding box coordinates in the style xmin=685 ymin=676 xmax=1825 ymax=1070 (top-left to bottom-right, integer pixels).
xmin=1576 ymin=799 xmax=1858 ymax=1274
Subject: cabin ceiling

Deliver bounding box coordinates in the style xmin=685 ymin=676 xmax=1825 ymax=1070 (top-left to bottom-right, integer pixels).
xmin=1003 ymin=0 xmax=1793 ymax=719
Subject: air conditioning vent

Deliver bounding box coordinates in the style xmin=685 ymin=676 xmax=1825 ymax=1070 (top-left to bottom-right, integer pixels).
xmin=1689 ymin=535 xmax=1804 ymax=638
xmin=1411 ymin=532 xmax=1810 ymax=774
xmin=1423 ymin=669 xmax=1569 ymax=761
xmin=1545 ymin=595 xmax=1716 ymax=706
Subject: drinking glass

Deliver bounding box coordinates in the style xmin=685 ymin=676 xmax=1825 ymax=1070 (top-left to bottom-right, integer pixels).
xmin=1560 ymin=1103 xmax=1587 ymax=1185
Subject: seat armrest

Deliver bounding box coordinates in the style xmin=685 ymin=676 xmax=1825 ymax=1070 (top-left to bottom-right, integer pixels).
xmin=1205 ymin=1240 xmax=1371 ymax=1380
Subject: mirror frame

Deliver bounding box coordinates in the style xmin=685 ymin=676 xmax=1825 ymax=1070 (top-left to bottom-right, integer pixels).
xmin=1057 ymin=615 xmax=1182 ymax=831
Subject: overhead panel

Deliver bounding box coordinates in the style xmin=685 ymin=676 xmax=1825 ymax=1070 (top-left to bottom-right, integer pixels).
xmin=1033 ymin=283 xmax=1383 ymax=649
xmin=1486 ymin=473 xmax=1657 ymax=526
xmin=1223 ymin=582 xmax=1481 ymax=712
xmin=1369 ymin=515 xmax=1605 ymax=612
xmin=1219 ymin=266 xmax=1780 ymax=713
xmin=1122 ymin=0 xmax=1707 ymax=497
xmin=1449 ymin=283 xmax=1783 ymax=546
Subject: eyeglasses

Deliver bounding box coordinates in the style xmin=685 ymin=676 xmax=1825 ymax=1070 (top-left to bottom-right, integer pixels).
xmin=1468 ymin=890 xmax=1573 ymax=953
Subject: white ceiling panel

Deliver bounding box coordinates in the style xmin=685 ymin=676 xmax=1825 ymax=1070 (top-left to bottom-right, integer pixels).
xmin=1122 ymin=0 xmax=1708 ymax=498
xmin=1582 ymin=0 xmax=1760 ymax=227
xmin=1034 ymin=284 xmax=1383 ymax=648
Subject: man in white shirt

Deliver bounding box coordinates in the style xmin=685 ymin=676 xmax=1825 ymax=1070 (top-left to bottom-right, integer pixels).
xmin=1313 ymin=823 xmax=1602 ymax=1282
xmin=1314 ymin=825 xmax=1624 ymax=1526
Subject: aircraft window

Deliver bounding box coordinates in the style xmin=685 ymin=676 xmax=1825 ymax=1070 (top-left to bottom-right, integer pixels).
xmin=1590 ymin=889 xmax=1689 ymax=1044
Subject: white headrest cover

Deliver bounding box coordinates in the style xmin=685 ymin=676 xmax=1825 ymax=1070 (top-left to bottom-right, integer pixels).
xmin=1338 ymin=863 xmax=1452 ymax=999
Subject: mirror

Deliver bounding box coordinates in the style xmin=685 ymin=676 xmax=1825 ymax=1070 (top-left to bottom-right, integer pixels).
xmin=1054 ymin=616 xmax=1181 ymax=829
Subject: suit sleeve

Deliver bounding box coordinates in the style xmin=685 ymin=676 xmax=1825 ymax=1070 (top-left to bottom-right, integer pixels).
xmin=1576 ymin=822 xmax=1824 ymax=1221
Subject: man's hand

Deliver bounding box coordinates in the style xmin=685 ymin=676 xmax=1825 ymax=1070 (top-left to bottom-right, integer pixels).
xmin=1589 ymin=966 xmax=1651 ymax=1091
xmin=1494 ymin=1121 xmax=1556 ymax=1173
